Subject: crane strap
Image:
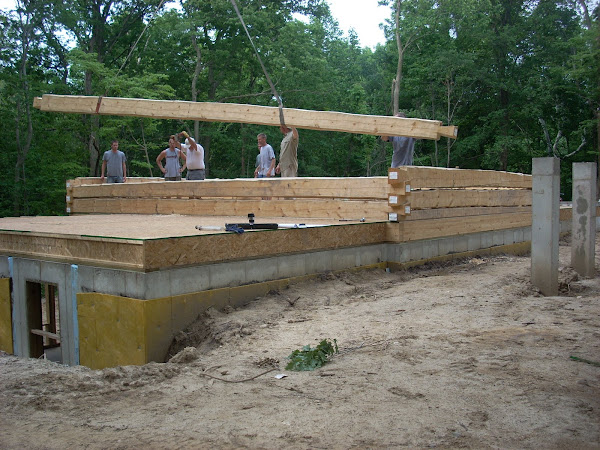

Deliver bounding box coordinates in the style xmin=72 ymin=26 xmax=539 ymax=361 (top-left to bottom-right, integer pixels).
xmin=229 ymin=0 xmax=286 ymax=128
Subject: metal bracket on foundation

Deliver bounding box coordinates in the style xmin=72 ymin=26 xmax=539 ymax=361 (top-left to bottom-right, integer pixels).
xmin=70 ymin=264 xmax=79 ymax=365
xmin=8 ymin=257 xmax=16 ymax=355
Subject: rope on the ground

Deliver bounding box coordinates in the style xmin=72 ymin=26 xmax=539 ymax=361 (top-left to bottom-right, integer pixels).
xmin=197 ymin=367 xmax=276 ymax=383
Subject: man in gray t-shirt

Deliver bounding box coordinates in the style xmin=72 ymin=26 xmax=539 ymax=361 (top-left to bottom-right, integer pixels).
xmin=101 ymin=140 xmax=127 ymax=183
xmin=380 ymin=112 xmax=417 ymax=168
xmin=253 ymin=133 xmax=275 ymax=178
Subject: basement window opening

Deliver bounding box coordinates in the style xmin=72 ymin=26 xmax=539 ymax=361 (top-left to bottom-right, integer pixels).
xmin=26 ymin=281 xmax=62 ymax=363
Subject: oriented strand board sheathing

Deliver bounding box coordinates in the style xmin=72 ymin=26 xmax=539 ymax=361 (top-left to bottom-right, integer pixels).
xmin=143 ymin=223 xmax=387 ymax=270
xmin=0 ymin=232 xmax=145 ymax=270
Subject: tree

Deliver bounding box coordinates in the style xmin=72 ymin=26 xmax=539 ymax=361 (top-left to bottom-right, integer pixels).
xmin=380 ymin=0 xmax=438 ymax=115
xmin=54 ymin=0 xmax=166 ymax=175
xmin=4 ymin=0 xmax=49 ymax=215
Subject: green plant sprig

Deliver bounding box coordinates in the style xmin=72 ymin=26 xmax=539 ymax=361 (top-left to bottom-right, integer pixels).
xmin=285 ymin=339 xmax=339 ymax=371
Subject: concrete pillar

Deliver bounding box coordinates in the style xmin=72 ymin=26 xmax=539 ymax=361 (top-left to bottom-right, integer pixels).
xmin=531 ymin=157 xmax=560 ymax=296
xmin=571 ymin=162 xmax=597 ymax=277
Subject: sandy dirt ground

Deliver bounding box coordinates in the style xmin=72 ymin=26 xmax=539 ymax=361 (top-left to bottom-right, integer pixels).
xmin=1 ymin=234 xmax=599 ymax=449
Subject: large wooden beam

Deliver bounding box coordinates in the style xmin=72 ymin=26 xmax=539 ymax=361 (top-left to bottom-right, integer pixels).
xmin=409 ymin=189 xmax=532 ymax=209
xmin=388 ymin=212 xmax=533 ymax=242
xmin=389 ymin=167 xmax=532 ymax=189
xmin=70 ymin=177 xmax=391 ymax=200
xmin=67 ymin=177 xmax=163 ymax=187
xmin=70 ymin=197 xmax=391 ymax=220
xmin=34 ymin=95 xmax=458 ymax=140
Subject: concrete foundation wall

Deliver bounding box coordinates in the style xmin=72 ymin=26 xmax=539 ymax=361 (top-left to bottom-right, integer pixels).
xmin=7 ymin=259 xmax=78 ymax=365
xmin=1 ymin=216 xmax=596 ymax=368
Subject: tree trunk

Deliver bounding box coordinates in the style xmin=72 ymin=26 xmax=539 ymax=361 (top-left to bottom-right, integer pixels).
xmin=14 ymin=3 xmax=35 ymax=215
xmin=84 ymin=1 xmax=108 ymax=176
xmin=393 ymin=0 xmax=403 ymax=115
xmin=240 ymin=123 xmax=246 ymax=177
xmin=596 ymin=110 xmax=600 ymax=198
xmin=500 ymin=87 xmax=509 ymax=171
xmin=577 ymin=0 xmax=592 ymax=29
xmin=140 ymin=120 xmax=153 ymax=177
xmin=446 ymin=78 xmax=452 ymax=167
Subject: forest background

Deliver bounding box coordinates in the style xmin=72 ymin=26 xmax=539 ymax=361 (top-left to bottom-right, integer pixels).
xmin=0 ymin=0 xmax=599 ymax=217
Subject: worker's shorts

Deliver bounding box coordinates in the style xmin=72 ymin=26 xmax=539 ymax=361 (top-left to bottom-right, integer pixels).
xmin=186 ymin=169 xmax=205 ymax=181
xmin=106 ymin=176 xmax=123 ymax=183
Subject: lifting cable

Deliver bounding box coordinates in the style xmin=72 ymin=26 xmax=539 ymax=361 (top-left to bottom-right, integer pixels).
xmin=97 ymin=0 xmax=168 ymax=113
xmin=229 ymin=0 xmax=287 ymax=128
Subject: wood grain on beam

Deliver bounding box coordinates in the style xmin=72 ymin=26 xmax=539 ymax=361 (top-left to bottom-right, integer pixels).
xmin=70 ymin=197 xmax=390 ymax=220
xmin=389 ymin=167 xmax=532 ymax=189
xmin=70 ymin=177 xmax=391 ymax=200
xmin=410 ymin=189 xmax=532 ymax=209
xmin=387 ymin=212 xmax=532 ymax=242
xmin=34 ymin=95 xmax=457 ymax=140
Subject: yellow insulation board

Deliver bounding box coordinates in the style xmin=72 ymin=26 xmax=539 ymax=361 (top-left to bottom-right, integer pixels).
xmin=76 ymin=279 xmax=291 ymax=369
xmin=0 ymin=278 xmax=12 ymax=354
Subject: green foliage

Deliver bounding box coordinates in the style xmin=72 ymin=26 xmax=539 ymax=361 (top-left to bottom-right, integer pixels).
xmin=0 ymin=0 xmax=598 ymax=217
xmin=286 ymin=339 xmax=339 ymax=371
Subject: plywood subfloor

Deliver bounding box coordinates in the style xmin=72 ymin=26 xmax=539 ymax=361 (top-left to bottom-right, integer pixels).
xmin=0 ymin=214 xmax=382 ymax=271
xmin=0 ymin=214 xmax=360 ymax=240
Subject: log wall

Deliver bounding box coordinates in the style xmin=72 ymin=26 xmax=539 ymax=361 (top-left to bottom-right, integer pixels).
xmin=67 ymin=168 xmax=533 ymax=235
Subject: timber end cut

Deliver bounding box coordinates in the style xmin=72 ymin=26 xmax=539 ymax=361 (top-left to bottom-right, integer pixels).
xmin=33 ymin=94 xmax=458 ymax=141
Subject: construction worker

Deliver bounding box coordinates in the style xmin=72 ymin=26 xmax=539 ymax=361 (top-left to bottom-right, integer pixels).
xmin=381 ymin=112 xmax=417 ymax=167
xmin=254 ymin=133 xmax=276 ymax=178
xmin=156 ymin=135 xmax=186 ymax=181
xmin=276 ymin=125 xmax=299 ymax=177
xmin=178 ymin=131 xmax=205 ymax=180
xmin=100 ymin=140 xmax=127 ymax=183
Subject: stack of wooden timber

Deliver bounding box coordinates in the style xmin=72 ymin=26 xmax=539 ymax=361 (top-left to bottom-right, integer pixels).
xmin=66 ymin=168 xmax=533 ymax=240
xmin=66 ymin=177 xmax=163 ymax=213
xmin=66 ymin=177 xmax=393 ymax=219
xmin=387 ymin=166 xmax=532 ymax=241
